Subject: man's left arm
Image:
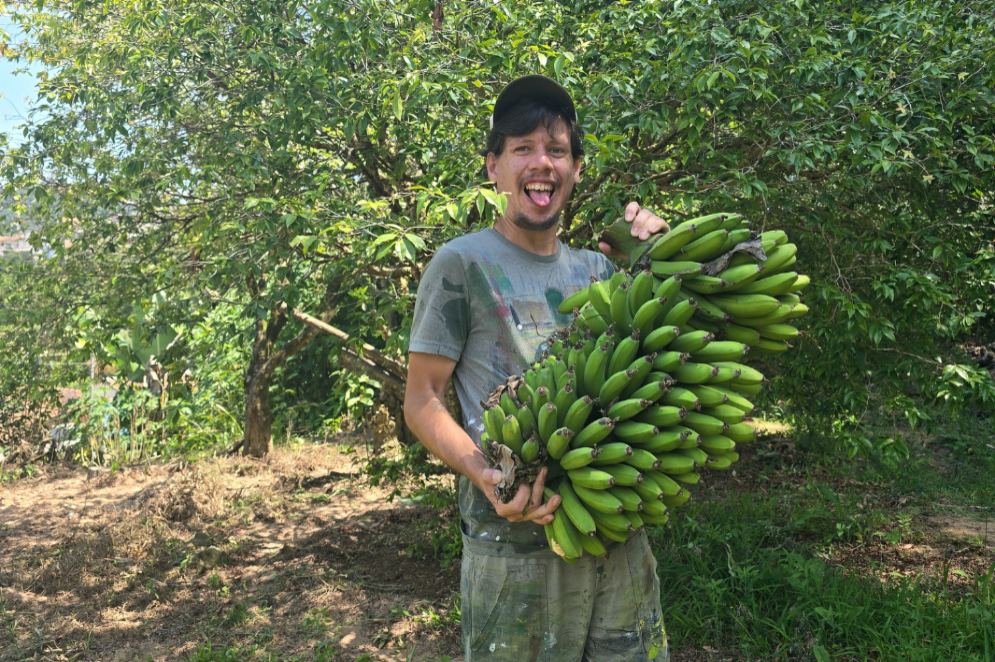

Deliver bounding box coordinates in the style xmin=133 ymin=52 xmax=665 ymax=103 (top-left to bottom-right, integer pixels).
xmin=598 ymin=202 xmax=670 ymax=258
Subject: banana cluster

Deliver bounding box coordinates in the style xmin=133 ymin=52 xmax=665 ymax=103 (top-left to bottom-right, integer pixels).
xmin=480 ymin=213 xmax=809 ymax=562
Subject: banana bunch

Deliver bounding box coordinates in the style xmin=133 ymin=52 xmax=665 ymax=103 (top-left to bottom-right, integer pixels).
xmin=479 ymin=213 xmax=809 ymax=562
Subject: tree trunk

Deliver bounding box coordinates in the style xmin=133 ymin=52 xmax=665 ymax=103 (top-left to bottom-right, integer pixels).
xmin=243 ymin=368 xmax=274 ymax=458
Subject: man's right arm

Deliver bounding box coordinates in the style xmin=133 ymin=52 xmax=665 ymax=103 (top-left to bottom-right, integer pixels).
xmin=403 ymin=351 xmax=559 ymax=525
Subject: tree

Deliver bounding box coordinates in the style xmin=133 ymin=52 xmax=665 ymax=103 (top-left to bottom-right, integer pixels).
xmin=2 ymin=0 xmax=992 ymax=458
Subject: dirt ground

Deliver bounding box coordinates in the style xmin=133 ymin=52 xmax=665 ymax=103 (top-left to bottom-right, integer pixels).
xmin=1 ymin=433 xmax=992 ymax=662
xmin=0 ymin=441 xmax=462 ymax=662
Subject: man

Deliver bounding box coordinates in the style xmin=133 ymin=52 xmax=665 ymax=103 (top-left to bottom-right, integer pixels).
xmin=404 ymin=75 xmax=671 ymax=662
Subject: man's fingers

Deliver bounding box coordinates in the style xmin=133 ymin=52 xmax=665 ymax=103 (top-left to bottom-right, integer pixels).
xmin=624 ymin=201 xmax=640 ymax=222
xmin=523 ymin=498 xmax=560 ymax=524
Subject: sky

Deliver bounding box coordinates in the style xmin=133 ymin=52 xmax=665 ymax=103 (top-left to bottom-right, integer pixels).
xmin=0 ymin=15 xmax=42 ymax=145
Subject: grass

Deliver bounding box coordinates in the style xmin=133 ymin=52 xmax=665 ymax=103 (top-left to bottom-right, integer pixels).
xmin=651 ymin=425 xmax=995 ymax=661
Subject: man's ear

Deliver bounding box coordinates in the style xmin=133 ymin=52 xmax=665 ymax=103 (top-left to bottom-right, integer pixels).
xmin=486 ymin=152 xmax=498 ymax=184
xmin=572 ymin=155 xmax=582 ymax=184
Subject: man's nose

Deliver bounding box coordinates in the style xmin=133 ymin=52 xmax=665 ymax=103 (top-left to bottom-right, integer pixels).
xmin=529 ymin=146 xmax=554 ymax=170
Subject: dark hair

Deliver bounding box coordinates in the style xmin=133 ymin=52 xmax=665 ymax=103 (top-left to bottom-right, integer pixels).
xmin=480 ymin=98 xmax=584 ymax=159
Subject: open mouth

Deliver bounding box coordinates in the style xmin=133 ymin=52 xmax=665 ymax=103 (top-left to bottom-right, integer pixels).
xmin=524 ymin=182 xmax=555 ymax=207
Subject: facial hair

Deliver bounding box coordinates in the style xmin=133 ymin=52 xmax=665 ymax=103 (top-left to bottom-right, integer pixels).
xmin=512 ymin=210 xmax=561 ymax=233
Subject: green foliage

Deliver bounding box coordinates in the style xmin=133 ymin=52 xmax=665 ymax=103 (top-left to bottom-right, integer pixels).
xmin=0 ymin=0 xmax=992 ymax=459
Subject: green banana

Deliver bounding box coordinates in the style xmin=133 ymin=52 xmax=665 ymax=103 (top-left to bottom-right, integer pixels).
xmin=681 ymin=275 xmax=728 ymax=295
xmin=671 ymin=471 xmax=701 ymax=485
xmin=691 ymin=341 xmax=750 ymax=362
xmin=655 ymin=453 xmax=696 ymax=474
xmin=483 ymin=407 xmax=505 ymax=445
xmin=521 ymin=436 xmax=540 ymax=463
xmin=502 ymin=415 xmax=523 ymax=456
xmin=701 ymin=404 xmax=745 ymax=424
xmin=608 ymin=486 xmax=644 ymax=512
xmin=757 ymin=323 xmax=799 ymax=341
xmin=724 ymin=422 xmax=756 ymax=443
xmin=623 ymin=510 xmax=645 ymax=531
xmin=579 ymin=531 xmax=608 ymax=557
xmin=645 ymin=470 xmax=684 ymax=496
xmin=662 ymin=299 xmax=698 ymax=327
xmin=553 ymin=384 xmax=577 ymax=424
xmin=722 ymin=323 xmax=762 ymax=345
xmin=563 ymin=395 xmax=595 ymax=431
xmin=538 ymin=402 xmax=558 ymax=443
xmin=760 ymin=229 xmax=788 ymax=246
xmin=596 ymin=524 xmax=631 ymax=543
xmin=607 ymin=331 xmax=641 ymax=375
xmin=598 ymin=367 xmax=637 ymax=405
xmin=591 ymin=442 xmax=633 ymax=466
xmin=628 ymin=270 xmax=655 ymax=316
xmin=669 ymin=329 xmax=714 ymax=354
xmin=699 ymin=434 xmax=736 ymax=453
xmin=710 ymin=293 xmax=781 ymax=318
xmin=653 ymin=351 xmax=688 ymax=372
xmin=650 ymin=260 xmax=705 ymax=277
xmin=729 ymin=381 xmax=764 ymax=396
xmin=532 ymin=385 xmax=550 ymax=413
xmin=661 ymin=491 xmax=691 ymax=508
xmin=681 ymin=229 xmax=729 ymax=262
xmin=705 ymin=364 xmax=742 ymax=384
xmin=558 ymin=286 xmax=591 ymax=314
xmin=676 ymin=447 xmax=709 ymax=465
xmin=672 ymin=362 xmax=719 ymax=384
xmin=639 ymin=498 xmax=668 ymax=517
xmin=610 ymin=281 xmax=633 ymax=335
xmin=551 ymin=509 xmax=584 ymax=559
xmin=640 ymin=429 xmax=687 ymax=454
xmin=614 ymin=421 xmax=659 ymax=445
xmin=636 ymin=405 xmax=686 ymax=428
xmin=589 ymin=281 xmax=613 ymax=321
xmin=785 ymin=303 xmax=809 ymax=320
xmin=734 ymin=305 xmax=795 ymax=327
xmin=560 ymin=446 xmax=600 ymax=470
xmin=619 ymin=354 xmax=655 ymax=399
xmin=758 ymin=243 xmax=798 ymax=275
xmin=583 ymin=343 xmax=610 ymax=399
xmin=516 ymin=403 xmax=536 ymax=438
xmin=643 ymin=325 xmax=681 ymax=353
xmin=609 ymin=270 xmax=626 ymax=296
xmin=632 ymin=477 xmax=664 ymax=502
xmin=606 ymin=398 xmax=652 ymax=421
xmin=672 ymin=425 xmax=700 ymax=446
xmin=574 ymin=484 xmax=625 ymax=514
xmin=715 ymin=263 xmax=765 ymax=291
xmin=646 ymin=222 xmax=700 ymax=260
xmin=638 ymin=511 xmax=670 ymax=526
xmin=632 ymin=297 xmax=668 ymax=338
xmin=685 ymin=385 xmax=727 ymax=407
xmin=599 ymin=463 xmax=644 ymax=486
xmin=787 ymin=274 xmax=810 ymax=292
xmin=590 ymin=508 xmax=632 ymax=531
xmin=661 ymin=387 xmax=700 ymax=411
xmin=777 ymin=293 xmax=801 ymax=306
xmin=706 ymin=455 xmax=733 ymax=470
xmin=500 ymin=391 xmax=518 ymax=416
xmin=683 ymin=411 xmax=728 ymax=436
xmin=715 ymin=362 xmax=764 ymax=385
xmin=737 ymin=271 xmax=798 ymax=296
xmin=630 ymin=380 xmax=670 ymax=403
xmin=693 ymin=296 xmax=732 ymax=323
xmin=653 ymin=275 xmax=682 ymax=302
xmin=627 ymin=448 xmax=662 ymax=471
xmin=546 ymin=427 xmax=575 ymax=459
xmin=573 ymin=417 xmax=615 ymax=448
xmin=720 ymin=228 xmax=752 ymax=253
xmin=559 ymin=481 xmax=598 ymax=537
xmin=580 ymin=304 xmax=611 ymax=334
xmin=709 ymin=386 xmax=755 ymax=413
xmin=568 ymin=467 xmax=617 ymax=490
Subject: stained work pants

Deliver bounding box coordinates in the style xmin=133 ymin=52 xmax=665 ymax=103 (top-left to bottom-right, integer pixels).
xmin=461 ymin=528 xmax=669 ymax=662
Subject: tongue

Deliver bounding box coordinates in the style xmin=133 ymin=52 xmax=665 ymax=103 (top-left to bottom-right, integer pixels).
xmin=529 ymin=189 xmax=552 ymax=207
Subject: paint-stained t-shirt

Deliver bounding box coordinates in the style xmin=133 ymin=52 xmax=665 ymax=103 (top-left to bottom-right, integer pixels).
xmin=409 ymin=226 xmax=616 ymax=547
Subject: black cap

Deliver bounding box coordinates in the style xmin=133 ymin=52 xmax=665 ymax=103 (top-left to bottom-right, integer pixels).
xmin=490 ymin=75 xmax=577 ymax=129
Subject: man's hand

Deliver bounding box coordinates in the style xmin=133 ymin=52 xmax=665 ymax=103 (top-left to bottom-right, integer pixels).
xmin=599 ymin=201 xmax=671 ymax=258
xmin=480 ymin=466 xmax=560 ymax=525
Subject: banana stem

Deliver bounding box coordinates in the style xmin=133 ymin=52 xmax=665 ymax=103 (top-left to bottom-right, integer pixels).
xmin=598 ymin=218 xmax=663 ymax=268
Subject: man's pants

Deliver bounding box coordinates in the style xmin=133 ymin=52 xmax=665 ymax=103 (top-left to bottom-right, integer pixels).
xmin=460 ymin=528 xmax=669 ymax=662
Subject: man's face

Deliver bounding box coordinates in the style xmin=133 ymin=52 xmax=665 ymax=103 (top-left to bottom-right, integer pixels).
xmin=486 ymin=119 xmax=582 ymax=232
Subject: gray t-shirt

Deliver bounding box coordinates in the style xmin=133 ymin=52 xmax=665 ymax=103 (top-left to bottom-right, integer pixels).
xmin=409 ymin=226 xmax=615 ymax=547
